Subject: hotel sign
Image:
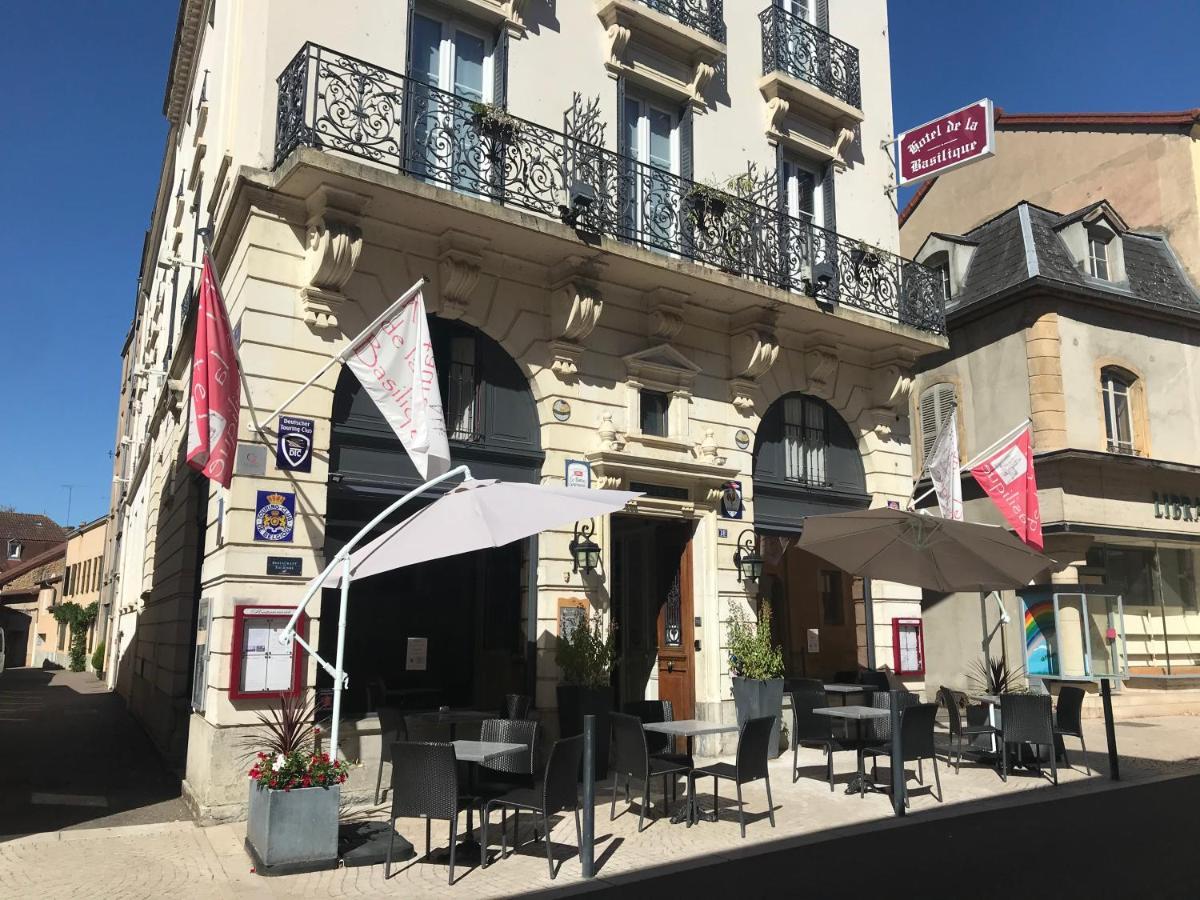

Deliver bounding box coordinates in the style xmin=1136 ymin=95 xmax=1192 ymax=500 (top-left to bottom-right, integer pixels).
xmin=896 ymin=99 xmax=995 ymax=187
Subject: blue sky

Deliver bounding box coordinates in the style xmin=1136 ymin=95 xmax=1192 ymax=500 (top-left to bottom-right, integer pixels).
xmin=0 ymin=2 xmax=1196 ymax=527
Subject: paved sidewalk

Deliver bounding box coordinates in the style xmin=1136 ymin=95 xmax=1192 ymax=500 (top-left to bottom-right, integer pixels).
xmin=0 ymin=667 xmax=188 ymax=837
xmin=1 ymin=714 xmax=1196 ymax=899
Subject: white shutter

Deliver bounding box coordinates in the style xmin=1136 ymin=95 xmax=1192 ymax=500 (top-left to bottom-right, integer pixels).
xmin=919 ymin=383 xmax=957 ymax=458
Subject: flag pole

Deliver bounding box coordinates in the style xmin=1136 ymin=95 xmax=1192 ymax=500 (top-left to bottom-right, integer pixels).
xmin=910 ymin=417 xmax=1033 ymax=509
xmin=253 ymin=276 xmax=429 ymax=434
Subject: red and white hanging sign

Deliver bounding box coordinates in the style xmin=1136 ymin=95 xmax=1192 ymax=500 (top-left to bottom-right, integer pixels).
xmin=896 ymin=98 xmax=995 ymax=187
xmin=970 ymin=426 xmax=1043 ymax=549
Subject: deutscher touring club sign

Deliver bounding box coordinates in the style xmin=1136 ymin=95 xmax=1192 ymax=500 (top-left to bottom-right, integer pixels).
xmin=896 ymin=98 xmax=995 ymax=187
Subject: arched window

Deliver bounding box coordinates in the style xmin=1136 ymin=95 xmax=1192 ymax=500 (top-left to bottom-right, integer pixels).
xmin=1101 ymin=367 xmax=1136 ymax=454
xmin=918 ymin=382 xmax=957 ymax=459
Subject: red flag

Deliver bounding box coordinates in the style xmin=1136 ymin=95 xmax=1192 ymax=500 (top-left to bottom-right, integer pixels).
xmin=186 ymin=254 xmax=241 ymax=488
xmin=970 ymin=426 xmax=1043 ymax=549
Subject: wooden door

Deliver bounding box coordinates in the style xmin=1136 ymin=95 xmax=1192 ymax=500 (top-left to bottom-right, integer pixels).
xmin=656 ymin=536 xmax=695 ymax=720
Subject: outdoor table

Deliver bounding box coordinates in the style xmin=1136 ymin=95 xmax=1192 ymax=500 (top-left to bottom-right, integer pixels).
xmin=813 ymin=705 xmax=890 ymax=796
xmin=643 ymin=719 xmax=739 ymax=824
xmin=444 ymin=739 xmax=525 ymax=862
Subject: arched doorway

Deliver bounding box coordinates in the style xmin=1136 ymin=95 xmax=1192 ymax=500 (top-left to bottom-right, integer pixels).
xmin=321 ymin=317 xmax=544 ymax=716
xmin=752 ymin=392 xmax=869 ymax=678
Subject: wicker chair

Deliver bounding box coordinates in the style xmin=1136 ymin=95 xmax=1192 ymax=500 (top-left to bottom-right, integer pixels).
xmin=623 ymin=699 xmax=690 ymax=774
xmin=608 ymin=712 xmax=692 ymax=831
xmin=863 ymin=702 xmax=943 ymax=806
xmin=1000 ymin=693 xmax=1058 ymax=784
xmin=859 ymin=669 xmax=892 ymax=692
xmin=481 ymin=735 xmax=585 ymax=880
xmin=858 ymin=691 xmax=920 ymax=797
xmin=374 ymin=706 xmax=409 ymax=804
xmin=384 ymin=742 xmax=479 ymax=885
xmin=833 ymin=670 xmax=860 ymax=684
xmin=687 ymin=715 xmax=777 ymax=838
xmin=788 ymin=687 xmax=851 ymax=791
xmin=503 ymin=693 xmax=533 ymax=720
xmin=1054 ymin=686 xmax=1090 ymax=775
xmin=938 ymin=686 xmax=996 ymax=774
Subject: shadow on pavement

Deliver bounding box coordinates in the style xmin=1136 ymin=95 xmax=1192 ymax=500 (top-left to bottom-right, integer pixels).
xmin=0 ymin=667 xmax=188 ymax=840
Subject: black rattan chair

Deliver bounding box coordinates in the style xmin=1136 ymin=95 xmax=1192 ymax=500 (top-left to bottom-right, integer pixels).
xmin=859 ymin=669 xmax=892 ymax=691
xmin=864 ymin=702 xmax=943 ymax=806
xmin=858 ymin=690 xmax=920 ymax=797
xmin=938 ymin=686 xmax=996 ymax=774
xmin=481 ymin=735 xmax=584 ymax=880
xmin=503 ymin=693 xmax=533 ymax=720
xmin=687 ymin=715 xmax=777 ymax=838
xmin=789 ymin=687 xmax=850 ymax=791
xmin=1000 ymin=693 xmax=1058 ymax=784
xmin=624 ymin=699 xmax=690 ymax=773
xmin=833 ymin=669 xmax=860 ymax=684
xmin=1054 ymin=686 xmax=1090 ymax=775
xmin=785 ymin=677 xmax=825 ymax=694
xmin=374 ymin=706 xmax=409 ymax=805
xmin=477 ymin=718 xmax=539 ymax=789
xmin=608 ymin=712 xmax=691 ymax=831
xmin=385 ymin=742 xmax=479 ymax=885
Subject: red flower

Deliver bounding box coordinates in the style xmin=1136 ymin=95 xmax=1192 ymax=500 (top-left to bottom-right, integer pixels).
xmin=269 ymin=777 xmax=278 ymax=788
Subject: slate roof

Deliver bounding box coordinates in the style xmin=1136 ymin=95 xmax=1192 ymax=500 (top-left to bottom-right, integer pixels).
xmin=939 ymin=200 xmax=1200 ymax=320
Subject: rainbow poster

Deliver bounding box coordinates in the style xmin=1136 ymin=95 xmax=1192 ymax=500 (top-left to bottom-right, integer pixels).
xmin=1023 ymin=598 xmax=1057 ymax=675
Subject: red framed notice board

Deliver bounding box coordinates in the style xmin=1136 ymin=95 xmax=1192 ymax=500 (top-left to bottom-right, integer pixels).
xmin=230 ymin=604 xmax=307 ymax=701
xmin=892 ymin=617 xmax=925 ymax=676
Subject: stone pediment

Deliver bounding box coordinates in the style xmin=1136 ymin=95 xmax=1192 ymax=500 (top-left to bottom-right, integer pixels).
xmin=623 ymin=343 xmax=702 ymax=387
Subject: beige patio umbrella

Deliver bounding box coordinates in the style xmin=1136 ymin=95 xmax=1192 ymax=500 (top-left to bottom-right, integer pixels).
xmin=796 ymin=507 xmax=1056 ymax=591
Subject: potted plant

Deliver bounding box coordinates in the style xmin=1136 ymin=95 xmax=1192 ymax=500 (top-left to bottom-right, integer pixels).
xmin=244 ymin=693 xmax=348 ymax=873
xmin=555 ymin=612 xmax=616 ymax=778
xmin=469 ymin=100 xmax=522 ymax=143
xmin=851 ymin=239 xmax=883 ymax=271
xmin=686 ymin=179 xmax=728 ymax=232
xmin=727 ymin=601 xmax=786 ymax=758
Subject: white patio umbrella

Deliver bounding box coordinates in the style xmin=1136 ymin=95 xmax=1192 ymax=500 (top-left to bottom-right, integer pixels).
xmin=796 ymin=507 xmax=1056 ymax=592
xmin=318 ymin=478 xmax=641 ymax=586
xmin=279 ymin=465 xmax=640 ymax=755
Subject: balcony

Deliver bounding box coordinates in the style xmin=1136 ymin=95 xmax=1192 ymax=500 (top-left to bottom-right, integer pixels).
xmin=758 ymin=5 xmax=862 ymax=151
xmin=274 ymin=44 xmax=944 ymax=336
xmin=636 ymin=0 xmax=726 ymax=43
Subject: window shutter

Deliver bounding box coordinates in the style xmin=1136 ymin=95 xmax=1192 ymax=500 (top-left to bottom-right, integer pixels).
xmin=404 ymin=0 xmax=417 ymax=75
xmin=821 ymin=163 xmax=836 ymax=233
xmin=816 ymin=0 xmax=829 ymax=30
xmin=679 ymin=103 xmax=694 ymax=183
xmin=493 ymin=26 xmax=509 ymax=107
xmin=919 ymin=382 xmax=956 ymax=457
xmin=615 ymin=77 xmax=628 ymax=158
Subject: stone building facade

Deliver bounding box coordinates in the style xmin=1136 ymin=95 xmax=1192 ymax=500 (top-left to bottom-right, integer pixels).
xmin=104 ymin=0 xmax=946 ymax=821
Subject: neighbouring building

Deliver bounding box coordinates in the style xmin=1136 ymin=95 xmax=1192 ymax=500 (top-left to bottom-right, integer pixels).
xmin=105 ymin=0 xmax=947 ymax=821
xmin=908 ymin=197 xmax=1200 ymax=717
xmin=0 ymin=510 xmax=65 ymax=576
xmin=899 ymin=108 xmax=1200 ymax=283
xmin=60 ymin=516 xmax=108 ymax=665
xmin=0 ymin=543 xmax=66 ymax=668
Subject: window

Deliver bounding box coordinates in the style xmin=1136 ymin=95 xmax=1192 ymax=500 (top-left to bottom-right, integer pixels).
xmin=6 ymin=540 xmax=21 ymax=561
xmin=57 ymin=622 xmax=68 ymax=652
xmin=1088 ymin=235 xmax=1110 ymax=280
xmin=819 ymin=570 xmax=845 ymax=626
xmin=938 ymin=262 xmax=952 ymax=301
xmin=782 ymin=156 xmax=824 ymax=227
xmin=1101 ymin=367 xmax=1135 ymax=454
xmin=892 ymin=618 xmax=925 ymax=676
xmin=778 ymin=0 xmax=811 ymax=20
xmin=783 ymin=395 xmax=828 ymax=485
xmin=918 ymin=382 xmax=957 ymax=459
xmin=640 ymin=390 xmax=670 ymax=436
xmin=445 ymin=334 xmax=480 ymax=442
xmin=623 ymin=91 xmax=680 ymax=248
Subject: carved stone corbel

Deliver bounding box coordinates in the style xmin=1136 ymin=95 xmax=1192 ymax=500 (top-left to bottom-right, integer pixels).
xmin=436 ymin=230 xmax=488 ymax=320
xmin=867 ymin=352 xmax=916 ymax=440
xmin=764 ymin=96 xmax=790 ymax=141
xmin=728 ymin=311 xmax=779 ymax=413
xmin=501 ymin=0 xmax=527 ymax=36
xmin=806 ymin=345 xmax=840 ymax=400
xmin=688 ymin=59 xmax=716 ymax=104
xmin=644 ymin=287 xmax=688 ymax=341
xmin=548 ymin=257 xmax=606 ymax=382
xmin=604 ymin=22 xmax=631 ymax=68
xmin=832 ymin=125 xmax=856 ymax=169
xmin=299 ymin=186 xmax=368 ymax=331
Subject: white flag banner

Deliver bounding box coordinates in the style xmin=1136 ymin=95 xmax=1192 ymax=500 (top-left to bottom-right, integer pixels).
xmin=345 ymin=291 xmax=451 ymax=480
xmin=926 ymin=414 xmax=963 ymax=521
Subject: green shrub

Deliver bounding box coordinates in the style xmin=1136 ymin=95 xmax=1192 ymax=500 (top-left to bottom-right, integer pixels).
xmin=727 ymin=601 xmax=784 ymax=681
xmin=51 ymin=601 xmax=98 ymax=673
xmin=91 ymin=640 xmax=106 ymax=675
xmin=555 ymin=612 xmax=616 ymax=689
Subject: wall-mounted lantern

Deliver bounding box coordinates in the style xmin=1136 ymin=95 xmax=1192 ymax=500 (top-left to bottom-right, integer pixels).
xmin=734 ymin=529 xmax=763 ymax=583
xmin=570 ymin=520 xmax=601 ymax=575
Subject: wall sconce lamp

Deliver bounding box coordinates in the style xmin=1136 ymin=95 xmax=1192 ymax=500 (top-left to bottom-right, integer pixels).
xmin=570 ymin=520 xmax=601 ymax=575
xmin=734 ymin=529 xmax=763 ymax=583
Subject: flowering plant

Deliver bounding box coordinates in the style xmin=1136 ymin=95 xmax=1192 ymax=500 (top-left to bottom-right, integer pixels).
xmin=248 ymin=750 xmax=348 ymax=792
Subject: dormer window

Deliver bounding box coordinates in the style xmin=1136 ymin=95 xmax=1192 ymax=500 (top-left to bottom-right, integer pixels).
xmin=6 ymin=540 xmax=21 ymax=561
xmin=937 ymin=262 xmax=952 ymax=300
xmin=1089 ymin=235 xmax=1110 ymax=280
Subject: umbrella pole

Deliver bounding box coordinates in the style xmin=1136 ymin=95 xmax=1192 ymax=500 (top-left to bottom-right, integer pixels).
xmin=329 ymin=554 xmax=352 ymax=760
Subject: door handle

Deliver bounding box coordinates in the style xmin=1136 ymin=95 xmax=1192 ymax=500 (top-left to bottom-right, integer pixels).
xmin=667 ymin=660 xmax=674 ymax=672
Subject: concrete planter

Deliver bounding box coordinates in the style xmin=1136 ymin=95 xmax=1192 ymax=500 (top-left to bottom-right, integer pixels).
xmin=732 ymin=676 xmax=784 ymax=759
xmin=246 ymin=782 xmax=340 ymax=872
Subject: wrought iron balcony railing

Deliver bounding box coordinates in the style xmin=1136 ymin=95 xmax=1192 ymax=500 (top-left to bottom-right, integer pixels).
xmin=759 ymin=5 xmax=861 ymax=109
xmin=640 ymin=0 xmax=726 ymax=43
xmin=275 ymin=44 xmax=942 ymax=334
